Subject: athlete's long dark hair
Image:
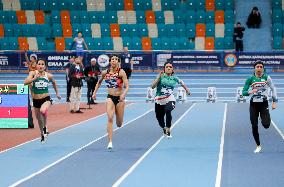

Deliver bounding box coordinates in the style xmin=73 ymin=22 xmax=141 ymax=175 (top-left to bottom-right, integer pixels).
xmin=163 ymin=60 xmax=174 ymax=75
xmin=253 ymin=60 xmax=266 ymax=74
xmin=109 ymin=54 xmax=121 ymax=63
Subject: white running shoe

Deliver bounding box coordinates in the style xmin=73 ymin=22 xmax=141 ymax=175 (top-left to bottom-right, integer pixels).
xmin=254 ymin=145 xmax=262 ymax=153
xmin=107 ymin=142 xmax=113 ymax=150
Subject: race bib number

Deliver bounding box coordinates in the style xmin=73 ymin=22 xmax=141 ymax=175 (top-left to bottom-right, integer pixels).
xmin=253 ymin=96 xmax=263 ymax=102
xmin=161 ymin=87 xmax=173 ymax=96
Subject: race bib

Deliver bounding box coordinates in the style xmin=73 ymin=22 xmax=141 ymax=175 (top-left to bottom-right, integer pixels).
xmin=252 ymin=96 xmax=263 ymax=102
xmin=125 ymin=58 xmax=129 ymax=63
xmin=161 ymin=87 xmax=173 ymax=96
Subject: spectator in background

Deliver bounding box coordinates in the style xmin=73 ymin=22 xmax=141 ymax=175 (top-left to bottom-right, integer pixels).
xmin=120 ymin=46 xmax=133 ymax=79
xmin=70 ymin=31 xmax=89 ymax=64
xmin=84 ymin=58 xmax=101 ymax=105
xmin=69 ymin=57 xmax=84 ymax=113
xmin=65 ymin=56 xmax=75 ymax=102
xmin=233 ymin=22 xmax=245 ymax=52
xmin=247 ymin=7 xmax=262 ymax=28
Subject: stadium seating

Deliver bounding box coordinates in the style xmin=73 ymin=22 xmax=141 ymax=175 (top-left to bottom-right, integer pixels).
xmin=271 ymin=0 xmax=284 ymax=49
xmin=0 ymin=0 xmax=235 ymax=50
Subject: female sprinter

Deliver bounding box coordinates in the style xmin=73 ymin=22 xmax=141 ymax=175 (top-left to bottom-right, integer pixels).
xmin=151 ymin=61 xmax=191 ymax=138
xmin=24 ymin=59 xmax=61 ymax=143
xmin=92 ymin=54 xmax=129 ymax=150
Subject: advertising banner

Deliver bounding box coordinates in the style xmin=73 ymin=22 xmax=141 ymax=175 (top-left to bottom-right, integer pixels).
xmin=85 ymin=52 xmax=153 ymax=68
xmin=20 ymin=51 xmax=77 ymax=69
xmin=224 ymin=52 xmax=284 ymax=67
xmin=155 ymin=52 xmax=221 ymax=67
xmin=0 ymin=52 xmax=20 ymax=68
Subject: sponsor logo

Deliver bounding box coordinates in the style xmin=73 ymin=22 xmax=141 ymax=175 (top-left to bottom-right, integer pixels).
xmin=98 ymin=54 xmax=110 ymax=68
xmin=224 ymin=53 xmax=237 ymax=67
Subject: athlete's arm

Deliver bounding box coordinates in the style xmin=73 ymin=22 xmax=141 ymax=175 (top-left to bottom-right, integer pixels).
xmin=267 ymin=76 xmax=277 ymax=109
xmin=69 ymin=38 xmax=76 ymax=50
xmin=151 ymin=72 xmax=163 ymax=89
xmin=83 ymin=39 xmax=89 ymax=51
xmin=92 ymin=70 xmax=106 ymax=99
xmin=24 ymin=51 xmax=30 ymax=64
xmin=242 ymin=77 xmax=252 ymax=96
xmin=179 ymin=79 xmax=191 ymax=95
xmin=120 ymin=69 xmax=129 ymax=101
xmin=48 ymin=73 xmax=61 ymax=99
xmin=24 ymin=71 xmax=37 ymax=85
xmin=267 ymin=76 xmax=278 ymax=102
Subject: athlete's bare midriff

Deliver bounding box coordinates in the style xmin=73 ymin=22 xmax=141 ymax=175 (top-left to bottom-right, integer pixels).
xmin=32 ymin=92 xmax=50 ymax=100
xmin=107 ymin=87 xmax=123 ymax=96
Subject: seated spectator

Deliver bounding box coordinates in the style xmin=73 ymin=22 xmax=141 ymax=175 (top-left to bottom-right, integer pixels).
xmin=246 ymin=7 xmax=262 ymax=28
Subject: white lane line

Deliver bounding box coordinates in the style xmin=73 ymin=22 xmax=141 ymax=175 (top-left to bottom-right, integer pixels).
xmin=215 ymin=103 xmax=227 ymax=187
xmin=112 ymin=103 xmax=196 ymax=187
xmin=271 ymin=120 xmax=284 ymax=140
xmin=10 ymin=108 xmax=153 ymax=187
xmin=0 ymin=103 xmax=135 ymax=154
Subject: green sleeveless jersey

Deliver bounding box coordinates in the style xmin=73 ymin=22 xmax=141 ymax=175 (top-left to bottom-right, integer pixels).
xmin=32 ymin=71 xmax=49 ymax=95
xmin=242 ymin=74 xmax=278 ymax=102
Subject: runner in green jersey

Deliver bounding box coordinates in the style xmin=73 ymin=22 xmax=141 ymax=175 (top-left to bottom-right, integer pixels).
xmin=242 ymin=61 xmax=278 ymax=153
xmin=24 ymin=59 xmax=61 ymax=143
xmin=151 ymin=61 xmax=191 ymax=138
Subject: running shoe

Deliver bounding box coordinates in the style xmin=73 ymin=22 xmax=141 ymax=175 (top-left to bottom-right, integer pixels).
xmin=43 ymin=127 xmax=49 ymax=137
xmin=40 ymin=135 xmax=45 ymax=143
xmin=163 ymin=128 xmax=167 ymax=137
xmin=254 ymin=145 xmax=262 ymax=153
xmin=107 ymin=142 xmax=113 ymax=150
xmin=166 ymin=127 xmax=172 ymax=138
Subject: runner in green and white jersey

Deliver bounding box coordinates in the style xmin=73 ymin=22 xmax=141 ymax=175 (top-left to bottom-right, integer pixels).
xmin=24 ymin=59 xmax=61 ymax=143
xmin=151 ymin=61 xmax=191 ymax=138
xmin=242 ymin=60 xmax=278 ymax=153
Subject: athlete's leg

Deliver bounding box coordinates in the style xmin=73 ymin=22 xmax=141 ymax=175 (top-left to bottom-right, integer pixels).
xmin=106 ymin=98 xmax=115 ymax=143
xmin=34 ymin=108 xmax=44 ymax=136
xmin=115 ymin=100 xmax=125 ymax=127
xmin=250 ymin=102 xmax=260 ymax=146
xmin=155 ymin=103 xmax=166 ymax=129
xmin=165 ymin=110 xmax=172 ymax=128
xmin=165 ymin=101 xmax=175 ymax=128
xmin=40 ymin=101 xmax=51 ymax=129
xmin=259 ymin=101 xmax=271 ymax=129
